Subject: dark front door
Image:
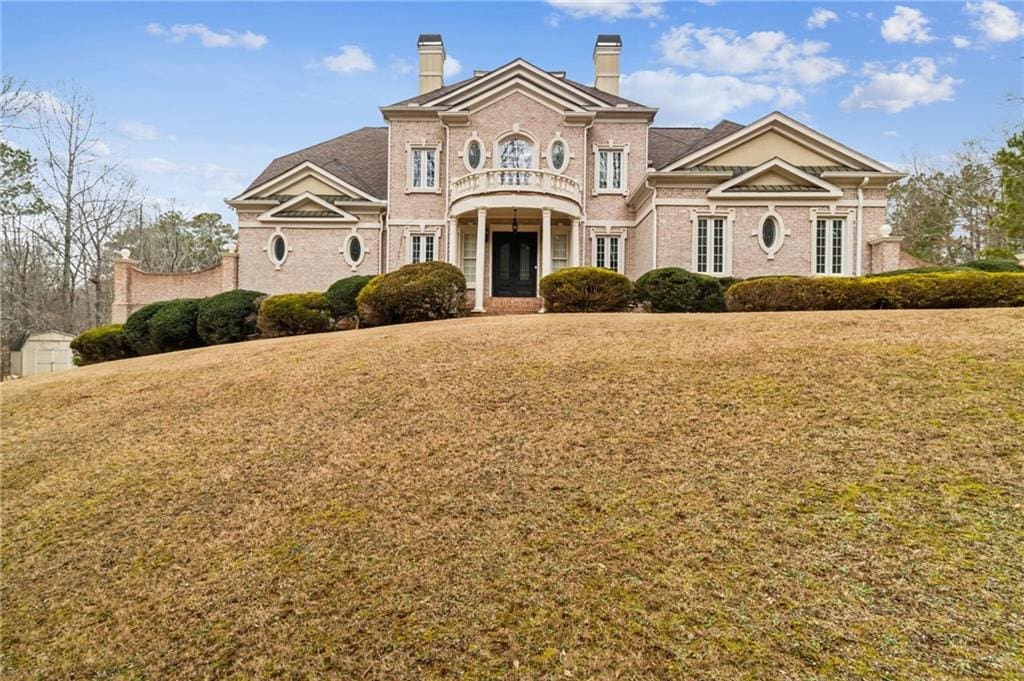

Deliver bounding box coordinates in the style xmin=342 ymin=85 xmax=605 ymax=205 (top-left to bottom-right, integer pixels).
xmin=492 ymin=232 xmax=537 ymax=297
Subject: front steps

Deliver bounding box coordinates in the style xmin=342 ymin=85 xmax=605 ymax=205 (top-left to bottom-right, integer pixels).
xmin=482 ymin=297 xmax=543 ymax=315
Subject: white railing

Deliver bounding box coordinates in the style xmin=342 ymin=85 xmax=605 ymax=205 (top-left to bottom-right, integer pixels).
xmin=450 ymin=168 xmax=583 ymax=206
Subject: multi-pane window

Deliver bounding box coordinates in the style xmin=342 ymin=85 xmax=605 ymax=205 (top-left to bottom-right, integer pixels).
xmin=499 ymin=138 xmax=532 ymax=185
xmin=552 ymin=234 xmax=569 ymax=271
xmin=411 ymin=148 xmax=437 ymax=189
xmin=461 ymin=232 xmax=477 ymax=285
xmin=815 ymin=218 xmax=845 ymax=274
xmin=594 ymin=235 xmax=621 ymax=272
xmin=410 ymin=234 xmax=436 ymax=264
xmin=696 ymin=217 xmax=726 ymax=274
xmin=597 ymin=149 xmax=624 ymax=191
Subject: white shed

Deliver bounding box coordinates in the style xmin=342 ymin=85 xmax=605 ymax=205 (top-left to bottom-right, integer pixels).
xmin=10 ymin=331 xmax=76 ymax=377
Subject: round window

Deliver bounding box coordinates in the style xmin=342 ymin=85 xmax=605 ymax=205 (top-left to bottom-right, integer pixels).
xmin=550 ymin=141 xmax=566 ymax=171
xmin=761 ymin=217 xmax=777 ymax=250
xmin=467 ymin=141 xmax=482 ymax=170
xmin=347 ymin=235 xmax=362 ymax=264
xmin=271 ymin=235 xmax=287 ymax=263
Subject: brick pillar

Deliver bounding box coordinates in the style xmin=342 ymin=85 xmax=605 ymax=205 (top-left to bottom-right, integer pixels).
xmin=220 ymin=248 xmax=239 ymax=291
xmin=111 ymin=250 xmax=140 ymax=323
xmin=867 ymin=236 xmax=904 ymax=274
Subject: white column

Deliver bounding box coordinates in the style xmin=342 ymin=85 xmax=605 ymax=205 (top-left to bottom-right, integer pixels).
xmin=570 ymin=218 xmax=580 ymax=267
xmin=447 ymin=217 xmax=458 ymax=264
xmin=541 ymin=208 xmax=553 ymax=279
xmin=473 ymin=208 xmax=486 ymax=312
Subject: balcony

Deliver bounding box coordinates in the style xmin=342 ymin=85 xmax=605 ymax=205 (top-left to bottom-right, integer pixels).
xmin=449 ymin=169 xmax=583 ymax=212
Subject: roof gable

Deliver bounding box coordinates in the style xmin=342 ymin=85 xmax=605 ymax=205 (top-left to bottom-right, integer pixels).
xmin=236 ymin=161 xmax=379 ymax=204
xmin=258 ymin=192 xmax=359 ymax=222
xmin=707 ymin=158 xmax=843 ymax=198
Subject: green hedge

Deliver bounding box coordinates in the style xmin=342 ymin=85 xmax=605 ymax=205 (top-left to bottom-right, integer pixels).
xmin=123 ymin=301 xmax=173 ymax=355
xmin=197 ymin=289 xmax=265 ymax=345
xmin=725 ymin=271 xmax=1024 ymax=312
xmin=70 ymin=324 xmax=135 ymax=365
xmin=356 ymin=262 xmax=467 ymax=326
xmin=149 ymin=298 xmax=203 ymax=352
xmin=539 ymin=267 xmax=633 ymax=313
xmin=869 ymin=258 xmax=1023 ymax=278
xmin=634 ymin=267 xmax=726 ymax=312
xmin=257 ymin=292 xmax=333 ymax=337
xmin=325 ymin=275 xmax=374 ymax=319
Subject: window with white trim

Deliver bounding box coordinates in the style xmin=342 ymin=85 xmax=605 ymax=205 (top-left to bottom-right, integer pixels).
xmin=594 ymin=235 xmax=622 ymax=273
xmin=461 ymin=232 xmax=477 ymax=285
xmin=815 ymin=218 xmax=845 ymax=275
xmin=410 ymin=147 xmax=437 ymax=190
xmin=410 ymin=234 xmax=436 ymax=264
xmin=552 ymin=233 xmax=569 ymax=271
xmin=695 ymin=217 xmax=727 ymax=275
xmin=596 ymin=148 xmax=624 ymax=191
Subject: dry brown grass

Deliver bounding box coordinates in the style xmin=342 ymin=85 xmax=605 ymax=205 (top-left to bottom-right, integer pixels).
xmin=2 ymin=310 xmax=1023 ymax=679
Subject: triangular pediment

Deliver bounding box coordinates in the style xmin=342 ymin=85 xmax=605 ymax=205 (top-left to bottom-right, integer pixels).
xmin=235 ymin=161 xmax=378 ymax=203
xmin=707 ymin=159 xmax=842 ymax=198
xmin=259 ymin=192 xmax=358 ymax=222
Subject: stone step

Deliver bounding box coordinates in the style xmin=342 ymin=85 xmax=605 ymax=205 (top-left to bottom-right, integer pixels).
xmin=482 ymin=297 xmax=543 ymax=315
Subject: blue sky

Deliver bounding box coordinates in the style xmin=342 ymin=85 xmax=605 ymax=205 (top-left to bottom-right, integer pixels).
xmin=3 ymin=1 xmax=1022 ymax=219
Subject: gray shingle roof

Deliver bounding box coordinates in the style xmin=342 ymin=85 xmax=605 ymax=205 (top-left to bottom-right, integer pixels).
xmin=653 ymin=120 xmax=746 ymax=170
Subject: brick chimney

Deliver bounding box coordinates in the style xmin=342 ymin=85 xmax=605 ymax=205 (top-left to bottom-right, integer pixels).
xmin=593 ymin=34 xmax=622 ymax=96
xmin=417 ymin=34 xmax=446 ymax=95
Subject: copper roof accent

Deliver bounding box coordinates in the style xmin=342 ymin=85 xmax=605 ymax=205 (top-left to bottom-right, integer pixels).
xmin=244 ymin=127 xmax=388 ymax=200
xmin=693 ymin=164 xmax=857 ymax=176
xmin=273 ymin=210 xmax=343 ymax=217
xmin=723 ymin=184 xmax=824 ymax=192
xmin=260 ymin=194 xmax=369 ymax=203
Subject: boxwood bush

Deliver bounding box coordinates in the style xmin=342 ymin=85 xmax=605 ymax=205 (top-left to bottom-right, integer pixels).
xmin=356 ymin=262 xmax=467 ymax=326
xmin=70 ymin=324 xmax=135 ymax=365
xmin=539 ymin=266 xmax=633 ymax=313
xmin=123 ymin=300 xmax=173 ymax=355
xmin=634 ymin=267 xmax=726 ymax=312
xmin=149 ymin=298 xmax=203 ymax=352
xmin=197 ymin=289 xmax=265 ymax=345
xmin=325 ymin=275 xmax=374 ymax=319
xmin=257 ymin=292 xmax=333 ymax=337
xmin=726 ymin=271 xmax=1024 ymax=312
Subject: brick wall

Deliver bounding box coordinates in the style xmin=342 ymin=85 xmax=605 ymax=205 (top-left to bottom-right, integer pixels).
xmin=111 ymin=253 xmax=238 ymax=323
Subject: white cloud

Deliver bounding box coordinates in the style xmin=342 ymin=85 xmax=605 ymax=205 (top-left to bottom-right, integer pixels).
xmin=1 ymin=89 xmax=65 ymax=119
xmin=146 ymin=22 xmax=267 ymax=50
xmin=806 ymin=8 xmax=839 ymax=29
xmin=444 ymin=55 xmax=462 ymax=79
xmin=546 ymin=0 xmax=664 ymax=21
xmin=127 ymin=157 xmax=180 ymax=174
xmin=966 ymin=1 xmax=1023 ymax=42
xmin=389 ymin=58 xmax=414 ymax=75
xmin=117 ymin=119 xmax=175 ymax=142
xmin=883 ymin=130 xmax=900 ymax=137
xmin=696 ymin=0 xmax=718 ymax=6
xmin=315 ymin=45 xmax=375 ymax=74
xmin=656 ymin=24 xmax=845 ymax=85
xmin=842 ymin=58 xmax=959 ymax=113
xmin=620 ymin=69 xmax=796 ymax=125
xmin=880 ymin=6 xmax=935 ymax=43
xmin=952 ymin=35 xmax=973 ymax=48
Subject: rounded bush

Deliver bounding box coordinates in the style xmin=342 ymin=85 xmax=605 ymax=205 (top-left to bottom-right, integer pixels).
xmin=70 ymin=324 xmax=135 ymax=365
xmin=123 ymin=301 xmax=173 ymax=355
xmin=257 ymin=292 xmax=333 ymax=337
xmin=356 ymin=262 xmax=467 ymax=326
xmin=325 ymin=275 xmax=374 ymax=319
xmin=962 ymin=258 xmax=1023 ymax=273
xmin=149 ymin=298 xmax=203 ymax=352
xmin=634 ymin=267 xmax=726 ymax=313
xmin=539 ymin=267 xmax=633 ymax=313
xmin=197 ymin=289 xmax=266 ymax=345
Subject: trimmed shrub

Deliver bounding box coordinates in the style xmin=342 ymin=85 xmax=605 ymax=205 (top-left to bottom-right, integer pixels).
xmin=257 ymin=292 xmax=333 ymax=337
xmin=962 ymin=258 xmax=1023 ymax=273
xmin=197 ymin=289 xmax=266 ymax=345
xmin=70 ymin=324 xmax=135 ymax=365
xmin=123 ymin=300 xmax=173 ymax=355
xmin=356 ymin=262 xmax=467 ymax=326
xmin=149 ymin=298 xmax=203 ymax=352
xmin=325 ymin=275 xmax=374 ymax=319
xmin=726 ymin=271 xmax=1024 ymax=312
xmin=634 ymin=267 xmax=726 ymax=313
xmin=539 ymin=266 xmax=633 ymax=313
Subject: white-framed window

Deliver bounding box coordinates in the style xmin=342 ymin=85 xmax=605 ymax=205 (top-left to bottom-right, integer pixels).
xmin=815 ymin=217 xmax=845 ymax=275
xmin=410 ymin=234 xmax=436 ymax=264
xmin=498 ymin=136 xmax=534 ymax=186
xmin=756 ymin=212 xmax=786 ymax=259
xmin=552 ymin=233 xmax=569 ymax=271
xmin=695 ymin=216 xmax=728 ymax=275
xmin=409 ymin=146 xmax=438 ymax=191
xmin=595 ymin=147 xmax=626 ymax=192
xmin=594 ymin=235 xmax=622 ymax=273
xmin=341 ymin=233 xmax=365 ymax=269
xmin=265 ymin=229 xmax=291 ymax=269
xmin=461 ymin=232 xmax=477 ymax=285
xmin=547 ymin=137 xmax=569 ymax=173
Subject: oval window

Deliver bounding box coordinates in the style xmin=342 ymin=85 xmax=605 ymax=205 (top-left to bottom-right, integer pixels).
xmin=467 ymin=141 xmax=482 ymax=170
xmin=347 ymin=235 xmax=362 ymax=264
xmin=761 ymin=217 xmax=777 ymax=250
xmin=271 ymin=235 xmax=287 ymax=263
xmin=550 ymin=141 xmax=566 ymax=170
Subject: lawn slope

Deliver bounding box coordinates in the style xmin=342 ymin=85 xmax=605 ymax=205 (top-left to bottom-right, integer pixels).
xmin=3 ymin=310 xmax=1023 ymax=679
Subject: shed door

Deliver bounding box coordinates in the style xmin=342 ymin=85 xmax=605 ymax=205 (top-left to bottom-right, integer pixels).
xmin=34 ymin=343 xmax=71 ymax=373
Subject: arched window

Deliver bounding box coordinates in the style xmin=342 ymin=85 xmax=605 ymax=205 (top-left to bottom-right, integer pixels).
xmin=499 ymin=137 xmax=533 ymax=185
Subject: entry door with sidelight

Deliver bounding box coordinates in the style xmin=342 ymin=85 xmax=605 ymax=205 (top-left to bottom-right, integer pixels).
xmin=492 ymin=232 xmax=537 ymax=297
